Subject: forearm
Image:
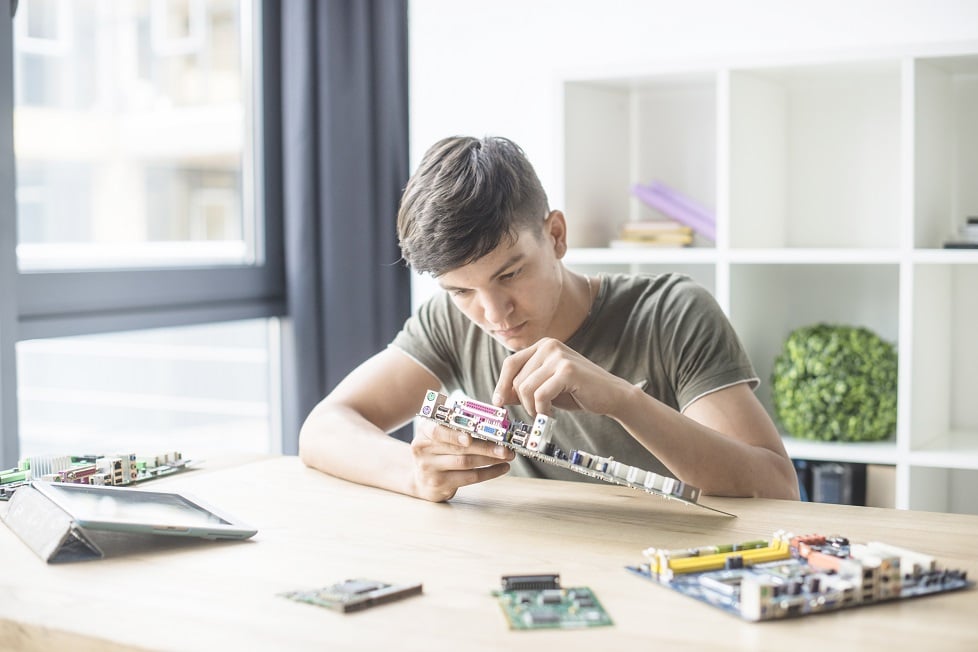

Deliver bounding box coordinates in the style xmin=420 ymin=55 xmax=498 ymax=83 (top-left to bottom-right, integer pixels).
xmin=609 ymin=384 xmax=799 ymax=499
xmin=298 ymin=402 xmax=420 ymax=498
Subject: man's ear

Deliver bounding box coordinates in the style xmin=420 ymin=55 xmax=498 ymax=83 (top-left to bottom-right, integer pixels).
xmin=546 ymin=210 xmax=568 ymax=258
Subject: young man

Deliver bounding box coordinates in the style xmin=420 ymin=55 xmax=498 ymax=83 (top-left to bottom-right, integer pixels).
xmin=299 ymin=136 xmax=799 ymax=503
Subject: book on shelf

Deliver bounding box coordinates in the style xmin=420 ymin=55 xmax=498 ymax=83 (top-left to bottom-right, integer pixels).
xmin=943 ymin=220 xmax=978 ymax=248
xmin=957 ymin=221 xmax=978 ymax=239
xmin=612 ymin=219 xmax=694 ymax=248
xmin=610 ymin=238 xmax=692 ymax=249
xmin=630 ymin=180 xmax=716 ymax=242
xmin=618 ymin=219 xmax=693 ymax=234
xmin=616 ymin=232 xmax=693 ymax=245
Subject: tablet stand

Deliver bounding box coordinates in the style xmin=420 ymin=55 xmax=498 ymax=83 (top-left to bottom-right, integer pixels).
xmin=2 ymin=484 xmax=104 ymax=562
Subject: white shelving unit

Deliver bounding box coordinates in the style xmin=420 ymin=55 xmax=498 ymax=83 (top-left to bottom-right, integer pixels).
xmin=560 ymin=44 xmax=978 ymax=514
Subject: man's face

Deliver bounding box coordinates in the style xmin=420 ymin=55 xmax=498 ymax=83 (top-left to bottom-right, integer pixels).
xmin=437 ymin=213 xmax=570 ymax=351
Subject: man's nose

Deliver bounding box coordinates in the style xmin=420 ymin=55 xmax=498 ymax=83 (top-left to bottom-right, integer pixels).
xmin=481 ymin=290 xmax=513 ymax=325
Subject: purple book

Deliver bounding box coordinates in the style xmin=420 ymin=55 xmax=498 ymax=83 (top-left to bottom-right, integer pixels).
xmin=631 ymin=182 xmax=716 ymax=241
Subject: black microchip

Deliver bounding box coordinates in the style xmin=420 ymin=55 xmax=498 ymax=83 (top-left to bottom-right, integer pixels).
xmin=338 ymin=579 xmax=386 ymax=595
xmin=501 ymin=574 xmax=560 ymax=591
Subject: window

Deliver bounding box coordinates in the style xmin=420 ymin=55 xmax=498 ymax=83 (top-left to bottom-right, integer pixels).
xmin=14 ymin=0 xmax=259 ymax=270
xmin=17 ymin=319 xmax=280 ymax=457
xmin=1 ymin=0 xmax=284 ymax=466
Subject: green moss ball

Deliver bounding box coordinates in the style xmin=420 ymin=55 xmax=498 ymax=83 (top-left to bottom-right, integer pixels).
xmin=771 ymin=324 xmax=897 ymax=442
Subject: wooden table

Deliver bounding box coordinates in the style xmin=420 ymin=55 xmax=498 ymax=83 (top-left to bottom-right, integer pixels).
xmin=1 ymin=455 xmax=976 ymax=651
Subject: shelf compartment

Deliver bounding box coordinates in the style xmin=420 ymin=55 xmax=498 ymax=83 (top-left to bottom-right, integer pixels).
xmin=910 ymin=430 xmax=978 ymax=469
xmin=914 ymin=54 xmax=978 ymax=249
xmin=910 ymin=263 xmax=978 ymax=451
xmin=912 ymin=248 xmax=978 ymax=263
xmin=728 ymin=263 xmax=900 ymax=428
xmin=908 ymin=466 xmax=978 ymax=515
xmin=563 ymin=73 xmax=717 ymax=248
xmin=726 ymin=248 xmax=901 ymax=264
xmin=564 ymin=247 xmax=717 ymax=265
xmin=729 ymin=61 xmax=901 ymax=249
xmin=783 ymin=437 xmax=898 ymax=465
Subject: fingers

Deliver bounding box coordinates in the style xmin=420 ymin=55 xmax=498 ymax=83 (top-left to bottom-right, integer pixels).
xmin=412 ymin=439 xmax=514 ymax=469
xmin=415 ymin=420 xmax=513 ymax=459
xmin=413 ymin=463 xmax=511 ymax=503
xmin=510 ymin=367 xmax=551 ymax=415
xmin=528 ymin=371 xmax=578 ymax=415
xmin=411 ymin=421 xmax=515 ymax=502
xmin=493 ymin=341 xmax=544 ymax=406
xmin=468 ymin=462 xmax=511 ymax=484
xmin=495 ymin=339 xmax=586 ymax=415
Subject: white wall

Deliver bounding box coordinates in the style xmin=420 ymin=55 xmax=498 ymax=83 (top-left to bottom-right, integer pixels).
xmin=409 ymin=0 xmax=978 ymax=209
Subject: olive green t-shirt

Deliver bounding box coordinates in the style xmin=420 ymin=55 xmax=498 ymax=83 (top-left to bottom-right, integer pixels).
xmin=391 ymin=272 xmax=758 ymax=481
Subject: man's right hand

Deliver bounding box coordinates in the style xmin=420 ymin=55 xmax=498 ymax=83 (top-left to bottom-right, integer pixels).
xmin=409 ymin=419 xmax=515 ymax=502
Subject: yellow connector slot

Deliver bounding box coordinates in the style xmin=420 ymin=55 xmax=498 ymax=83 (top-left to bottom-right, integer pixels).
xmin=667 ymin=539 xmax=791 ymax=575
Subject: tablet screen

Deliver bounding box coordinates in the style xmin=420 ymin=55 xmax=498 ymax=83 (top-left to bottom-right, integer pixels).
xmin=39 ymin=483 xmax=231 ymax=527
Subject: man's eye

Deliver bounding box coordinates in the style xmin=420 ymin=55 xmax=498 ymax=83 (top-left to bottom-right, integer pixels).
xmin=451 ymin=289 xmax=471 ymax=297
xmin=500 ymin=268 xmax=522 ymax=281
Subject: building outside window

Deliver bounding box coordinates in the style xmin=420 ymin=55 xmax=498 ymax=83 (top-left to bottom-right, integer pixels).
xmin=15 ymin=0 xmax=257 ymax=269
xmin=5 ymin=0 xmax=281 ymax=461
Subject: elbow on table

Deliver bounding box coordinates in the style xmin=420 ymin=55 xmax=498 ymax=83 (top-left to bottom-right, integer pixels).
xmin=700 ymin=456 xmax=801 ymax=501
xmin=763 ymin=458 xmax=802 ymax=501
xmin=297 ymin=409 xmax=331 ymax=471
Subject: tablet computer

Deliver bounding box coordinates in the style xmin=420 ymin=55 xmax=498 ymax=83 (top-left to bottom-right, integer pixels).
xmin=31 ymin=481 xmax=257 ymax=540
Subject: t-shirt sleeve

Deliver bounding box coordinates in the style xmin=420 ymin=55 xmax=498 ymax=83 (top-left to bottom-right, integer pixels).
xmin=389 ymin=292 xmax=459 ymax=390
xmin=659 ymin=278 xmax=759 ymax=411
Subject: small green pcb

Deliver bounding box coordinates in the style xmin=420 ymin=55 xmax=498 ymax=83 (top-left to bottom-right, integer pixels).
xmin=494 ymin=574 xmax=613 ymax=630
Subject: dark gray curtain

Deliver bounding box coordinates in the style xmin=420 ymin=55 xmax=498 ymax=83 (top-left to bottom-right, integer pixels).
xmin=1 ymin=0 xmax=19 ymax=468
xmin=277 ymin=0 xmax=411 ymax=452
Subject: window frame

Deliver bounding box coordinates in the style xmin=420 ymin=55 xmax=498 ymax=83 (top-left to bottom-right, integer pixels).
xmin=0 ymin=0 xmax=285 ymax=465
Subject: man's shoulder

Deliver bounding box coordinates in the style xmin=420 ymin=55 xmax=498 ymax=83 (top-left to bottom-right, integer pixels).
xmin=595 ymin=273 xmax=722 ymax=336
xmin=603 ymin=271 xmax=703 ymax=304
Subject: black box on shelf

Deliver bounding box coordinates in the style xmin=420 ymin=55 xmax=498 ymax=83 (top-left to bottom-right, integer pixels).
xmin=793 ymin=459 xmax=812 ymax=502
xmin=792 ymin=459 xmax=867 ymax=506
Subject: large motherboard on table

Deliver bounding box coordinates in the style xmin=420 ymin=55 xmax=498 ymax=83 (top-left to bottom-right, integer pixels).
xmin=627 ymin=530 xmax=973 ymax=621
xmin=417 ymin=390 xmax=732 ymax=516
xmin=0 ymin=451 xmax=191 ymax=500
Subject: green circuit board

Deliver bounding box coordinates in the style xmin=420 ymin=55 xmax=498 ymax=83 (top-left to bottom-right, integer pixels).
xmin=493 ymin=574 xmax=613 ymax=630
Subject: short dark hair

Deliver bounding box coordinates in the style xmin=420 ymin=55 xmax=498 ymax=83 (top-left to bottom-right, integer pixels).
xmin=397 ymin=136 xmax=550 ymax=276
